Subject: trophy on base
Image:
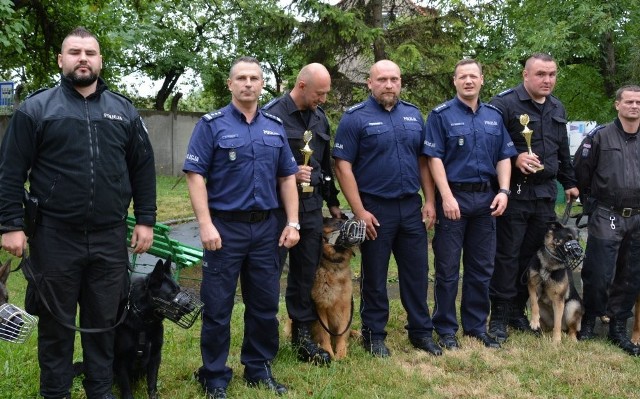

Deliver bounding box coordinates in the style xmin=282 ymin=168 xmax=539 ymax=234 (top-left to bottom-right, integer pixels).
xmin=519 ymin=114 xmax=544 ymax=172
xmin=300 ymin=130 xmax=314 ymax=193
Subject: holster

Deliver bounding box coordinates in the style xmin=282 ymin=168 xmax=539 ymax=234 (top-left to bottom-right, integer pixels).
xmin=23 ymin=189 xmax=39 ymax=238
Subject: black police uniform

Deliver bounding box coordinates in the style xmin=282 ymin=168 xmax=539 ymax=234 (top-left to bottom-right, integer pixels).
xmin=488 ymin=84 xmax=577 ymax=323
xmin=183 ymin=104 xmax=298 ymax=391
xmin=262 ymin=94 xmax=340 ymax=324
xmin=574 ymin=120 xmax=640 ymax=324
xmin=0 ymin=75 xmax=156 ymax=399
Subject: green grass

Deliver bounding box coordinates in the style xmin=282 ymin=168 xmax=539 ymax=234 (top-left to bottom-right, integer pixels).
xmin=2 ymin=180 xmax=639 ymax=398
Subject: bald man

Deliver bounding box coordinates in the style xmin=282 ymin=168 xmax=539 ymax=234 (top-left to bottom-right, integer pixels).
xmin=263 ymin=63 xmax=343 ymax=365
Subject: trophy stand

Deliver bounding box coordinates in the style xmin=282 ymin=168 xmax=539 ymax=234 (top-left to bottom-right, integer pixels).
xmin=519 ymin=114 xmax=544 ymax=172
xmin=300 ymin=130 xmax=314 ymax=193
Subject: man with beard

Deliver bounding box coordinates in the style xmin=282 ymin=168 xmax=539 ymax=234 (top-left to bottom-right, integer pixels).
xmin=333 ymin=60 xmax=441 ymax=357
xmin=263 ymin=63 xmax=343 ymax=366
xmin=0 ymin=27 xmax=156 ymax=399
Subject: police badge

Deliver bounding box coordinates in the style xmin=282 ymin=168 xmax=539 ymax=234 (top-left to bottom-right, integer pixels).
xmin=229 ymin=148 xmax=236 ymax=161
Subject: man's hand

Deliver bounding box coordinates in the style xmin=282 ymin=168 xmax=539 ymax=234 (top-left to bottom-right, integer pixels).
xmin=516 ymin=152 xmax=542 ymax=174
xmin=200 ymin=221 xmax=222 ymax=251
xmin=279 ymin=226 xmax=300 ymax=248
xmin=1 ymin=230 xmax=27 ymax=257
xmin=354 ymin=209 xmax=379 ymax=240
xmin=130 ymin=225 xmax=154 ymax=254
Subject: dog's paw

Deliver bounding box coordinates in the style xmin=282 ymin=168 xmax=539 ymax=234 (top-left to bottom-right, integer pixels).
xmin=530 ymin=319 xmax=541 ymax=331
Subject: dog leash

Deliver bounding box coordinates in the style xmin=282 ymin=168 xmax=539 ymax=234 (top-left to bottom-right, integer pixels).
xmin=20 ymin=256 xmax=130 ymax=333
xmin=560 ymin=199 xmax=574 ymax=225
xmin=315 ymin=296 xmax=354 ymax=337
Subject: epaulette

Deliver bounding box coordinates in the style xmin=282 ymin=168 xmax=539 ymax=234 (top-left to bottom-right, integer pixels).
xmin=316 ymin=104 xmax=326 ymax=115
xmin=26 ymin=88 xmax=48 ymax=99
xmin=496 ymin=88 xmax=514 ymax=97
xmin=484 ymin=103 xmax=503 ymax=115
xmin=345 ymin=102 xmax=366 ymax=114
xmin=202 ymin=110 xmax=224 ymax=121
xmin=431 ymin=102 xmax=449 ymax=113
xmin=399 ymin=99 xmax=419 ymax=110
xmin=586 ymin=125 xmax=605 ymax=138
xmin=262 ymin=110 xmax=283 ymax=124
xmin=262 ymin=97 xmax=279 ymax=110
xmin=111 ymin=91 xmax=133 ymax=104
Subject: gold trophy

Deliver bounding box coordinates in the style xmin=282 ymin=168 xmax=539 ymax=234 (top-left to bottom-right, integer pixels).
xmin=300 ymin=130 xmax=314 ymax=193
xmin=519 ymin=114 xmax=544 ymax=172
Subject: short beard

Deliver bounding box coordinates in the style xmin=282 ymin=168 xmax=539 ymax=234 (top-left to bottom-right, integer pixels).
xmin=375 ymin=94 xmax=399 ymax=109
xmin=65 ymin=70 xmax=98 ymax=87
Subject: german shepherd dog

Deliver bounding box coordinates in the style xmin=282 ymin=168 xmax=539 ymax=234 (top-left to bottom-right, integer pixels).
xmin=310 ymin=217 xmax=365 ymax=360
xmin=528 ymin=221 xmax=585 ymax=342
xmin=113 ymin=258 xmax=202 ymax=399
xmin=0 ymin=260 xmax=37 ymax=344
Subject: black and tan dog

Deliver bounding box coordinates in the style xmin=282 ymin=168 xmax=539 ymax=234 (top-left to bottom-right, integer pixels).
xmin=528 ymin=221 xmax=585 ymax=342
xmin=310 ymin=217 xmax=365 ymax=360
xmin=113 ymin=258 xmax=202 ymax=399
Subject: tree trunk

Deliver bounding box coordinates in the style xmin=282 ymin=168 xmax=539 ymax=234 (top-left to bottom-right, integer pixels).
xmin=371 ymin=0 xmax=386 ymax=61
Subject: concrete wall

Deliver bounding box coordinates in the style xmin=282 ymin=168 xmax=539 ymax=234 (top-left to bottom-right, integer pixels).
xmin=0 ymin=110 xmax=204 ymax=176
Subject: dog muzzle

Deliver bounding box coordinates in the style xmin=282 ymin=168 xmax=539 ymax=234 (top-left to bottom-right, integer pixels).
xmin=556 ymin=239 xmax=584 ymax=270
xmin=151 ymin=291 xmax=203 ymax=329
xmin=326 ymin=218 xmax=366 ymax=248
xmin=0 ymin=303 xmax=37 ymax=344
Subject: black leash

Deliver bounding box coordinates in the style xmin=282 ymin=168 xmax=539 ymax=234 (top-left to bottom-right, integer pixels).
xmin=20 ymin=256 xmax=130 ymax=333
xmin=315 ymin=296 xmax=354 ymax=337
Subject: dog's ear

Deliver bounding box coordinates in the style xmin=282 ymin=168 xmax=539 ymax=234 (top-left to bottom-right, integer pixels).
xmin=0 ymin=260 xmax=10 ymax=286
xmin=149 ymin=259 xmax=165 ymax=282
xmin=162 ymin=258 xmax=173 ymax=275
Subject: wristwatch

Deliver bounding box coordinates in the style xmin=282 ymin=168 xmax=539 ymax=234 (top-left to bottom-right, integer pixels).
xmin=498 ymin=188 xmax=511 ymax=197
xmin=287 ymin=222 xmax=301 ymax=230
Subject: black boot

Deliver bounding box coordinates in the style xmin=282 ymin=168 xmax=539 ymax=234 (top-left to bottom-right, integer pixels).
xmin=291 ymin=321 xmax=331 ymax=365
xmin=508 ymin=298 xmax=534 ymax=333
xmin=488 ymin=300 xmax=509 ymax=343
xmin=608 ymin=318 xmax=640 ymax=356
xmin=578 ymin=316 xmax=596 ymax=340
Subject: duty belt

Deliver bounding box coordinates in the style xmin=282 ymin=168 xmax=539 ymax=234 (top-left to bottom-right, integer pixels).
xmin=211 ymin=209 xmax=270 ymax=223
xmin=598 ymin=204 xmax=640 ymax=218
xmin=449 ymin=181 xmax=490 ymax=192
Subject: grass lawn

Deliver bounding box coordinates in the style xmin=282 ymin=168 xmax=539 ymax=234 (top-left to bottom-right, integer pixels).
xmin=1 ymin=177 xmax=639 ymax=398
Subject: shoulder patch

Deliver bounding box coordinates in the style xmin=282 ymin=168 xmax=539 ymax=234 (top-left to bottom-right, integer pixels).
xmin=484 ymin=103 xmax=503 ymax=115
xmin=26 ymin=88 xmax=48 ymax=99
xmin=586 ymin=125 xmax=605 ymax=138
xmin=262 ymin=111 xmax=283 ymax=124
xmin=202 ymin=110 xmax=224 ymax=121
xmin=399 ymin=100 xmax=419 ymax=110
xmin=262 ymin=97 xmax=279 ymax=110
xmin=431 ymin=102 xmax=449 ymax=113
xmin=345 ymin=102 xmax=366 ymax=114
xmin=496 ymin=88 xmax=514 ymax=97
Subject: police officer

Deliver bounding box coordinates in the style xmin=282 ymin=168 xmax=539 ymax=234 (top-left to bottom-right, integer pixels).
xmin=333 ymin=59 xmax=441 ymax=357
xmin=263 ymin=63 xmax=343 ymax=365
xmin=0 ymin=27 xmax=156 ymax=399
xmin=487 ymin=53 xmax=579 ymax=343
xmin=573 ymin=85 xmax=640 ymax=356
xmin=184 ymin=56 xmax=300 ymax=398
xmin=424 ymin=59 xmax=516 ymax=350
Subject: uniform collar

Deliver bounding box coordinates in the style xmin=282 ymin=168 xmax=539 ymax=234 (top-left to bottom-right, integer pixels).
xmin=367 ymin=95 xmax=399 ymax=112
xmin=282 ymin=92 xmax=319 ymax=118
xmin=452 ymin=95 xmax=482 ymax=113
xmin=59 ymin=73 xmax=107 ymax=99
xmin=228 ymin=102 xmax=260 ymax=123
xmin=514 ymin=83 xmax=559 ymax=108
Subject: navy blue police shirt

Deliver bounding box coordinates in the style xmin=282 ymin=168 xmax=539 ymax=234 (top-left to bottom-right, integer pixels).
xmin=332 ymin=96 xmax=425 ymax=199
xmin=423 ymin=96 xmax=516 ymax=183
xmin=182 ymin=103 xmax=299 ymax=211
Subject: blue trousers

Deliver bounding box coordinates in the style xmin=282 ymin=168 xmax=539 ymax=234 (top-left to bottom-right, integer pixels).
xmin=432 ymin=190 xmax=496 ymax=336
xmin=359 ymin=193 xmax=433 ymax=342
xmin=198 ymin=215 xmax=280 ymax=389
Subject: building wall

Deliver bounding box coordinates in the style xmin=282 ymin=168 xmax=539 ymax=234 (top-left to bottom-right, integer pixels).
xmin=0 ymin=110 xmax=204 ymax=176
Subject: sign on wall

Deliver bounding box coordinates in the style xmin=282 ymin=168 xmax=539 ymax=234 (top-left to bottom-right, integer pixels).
xmin=0 ymin=82 xmax=14 ymax=114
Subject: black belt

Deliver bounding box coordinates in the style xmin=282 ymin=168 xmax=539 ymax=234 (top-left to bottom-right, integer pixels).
xmin=211 ymin=210 xmax=270 ymax=223
xmin=598 ymin=204 xmax=640 ymax=218
xmin=38 ymin=215 xmax=123 ymax=232
xmin=449 ymin=182 xmax=490 ymax=192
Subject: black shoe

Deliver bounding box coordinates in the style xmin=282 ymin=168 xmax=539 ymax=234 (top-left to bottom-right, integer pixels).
xmin=608 ymin=318 xmax=640 ymax=356
xmin=508 ymin=314 xmax=534 ymax=333
xmin=245 ymin=377 xmax=288 ymax=395
xmin=291 ymin=321 xmax=331 ymax=365
xmin=363 ymin=339 xmax=390 ymax=357
xmin=409 ymin=336 xmax=443 ymax=356
xmin=488 ymin=300 xmax=510 ymax=343
xmin=464 ymin=332 xmax=501 ymax=349
xmin=438 ymin=334 xmax=460 ymax=350
xmin=206 ymin=387 xmax=228 ymax=399
xmin=579 ymin=316 xmax=597 ymax=341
